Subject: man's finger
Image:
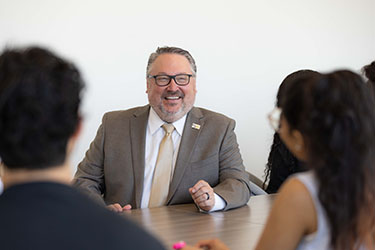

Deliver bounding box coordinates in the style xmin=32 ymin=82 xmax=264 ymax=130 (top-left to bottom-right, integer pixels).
xmin=191 ymin=186 xmax=212 ymax=200
xmin=190 ymin=180 xmax=209 ymax=193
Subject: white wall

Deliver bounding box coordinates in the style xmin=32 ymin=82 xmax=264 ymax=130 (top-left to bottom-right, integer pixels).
xmin=0 ymin=0 xmax=374 ymax=180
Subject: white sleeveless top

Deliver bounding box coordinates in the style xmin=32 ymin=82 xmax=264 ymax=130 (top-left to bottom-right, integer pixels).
xmin=293 ymin=171 xmax=332 ymax=250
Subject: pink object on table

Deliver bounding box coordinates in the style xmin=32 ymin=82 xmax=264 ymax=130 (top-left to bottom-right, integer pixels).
xmin=172 ymin=241 xmax=186 ymax=249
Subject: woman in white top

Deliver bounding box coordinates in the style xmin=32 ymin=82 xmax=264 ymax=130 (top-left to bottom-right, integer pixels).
xmin=183 ymin=70 xmax=375 ymax=250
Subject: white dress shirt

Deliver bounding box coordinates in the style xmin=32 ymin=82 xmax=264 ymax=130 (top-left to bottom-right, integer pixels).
xmin=141 ymin=108 xmax=225 ymax=211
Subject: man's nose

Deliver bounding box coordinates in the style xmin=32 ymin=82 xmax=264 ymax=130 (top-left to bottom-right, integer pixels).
xmin=166 ymin=78 xmax=179 ymax=91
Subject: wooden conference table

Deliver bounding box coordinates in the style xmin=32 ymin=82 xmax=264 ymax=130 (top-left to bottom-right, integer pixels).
xmin=123 ymin=194 xmax=276 ymax=250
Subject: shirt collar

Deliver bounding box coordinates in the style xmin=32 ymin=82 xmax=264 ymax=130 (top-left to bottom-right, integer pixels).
xmin=148 ymin=107 xmax=187 ymax=136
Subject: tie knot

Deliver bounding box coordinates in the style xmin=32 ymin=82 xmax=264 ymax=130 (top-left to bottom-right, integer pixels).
xmin=162 ymin=123 xmax=175 ymax=135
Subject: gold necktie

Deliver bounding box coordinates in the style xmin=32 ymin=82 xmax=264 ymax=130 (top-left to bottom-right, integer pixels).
xmin=149 ymin=123 xmax=175 ymax=207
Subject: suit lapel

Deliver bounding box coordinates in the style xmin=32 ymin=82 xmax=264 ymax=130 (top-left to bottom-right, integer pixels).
xmin=167 ymin=107 xmax=204 ymax=203
xmin=130 ymin=105 xmax=150 ymax=208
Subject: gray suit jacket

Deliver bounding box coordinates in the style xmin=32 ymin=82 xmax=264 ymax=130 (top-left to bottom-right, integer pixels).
xmin=73 ymin=105 xmax=251 ymax=210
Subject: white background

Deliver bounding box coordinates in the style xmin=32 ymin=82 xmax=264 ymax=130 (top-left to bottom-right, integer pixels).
xmin=0 ymin=0 xmax=374 ymax=181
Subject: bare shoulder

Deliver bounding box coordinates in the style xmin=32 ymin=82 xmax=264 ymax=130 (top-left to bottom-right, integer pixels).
xmin=255 ymin=176 xmax=318 ymax=250
xmin=278 ymin=177 xmax=312 ymax=203
xmin=276 ymin=177 xmax=318 ymax=234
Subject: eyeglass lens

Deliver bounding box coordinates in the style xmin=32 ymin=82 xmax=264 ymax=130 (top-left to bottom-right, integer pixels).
xmin=154 ymin=74 xmax=191 ymax=86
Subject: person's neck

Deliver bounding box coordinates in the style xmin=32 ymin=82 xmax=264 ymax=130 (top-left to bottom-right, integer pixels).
xmin=2 ymin=163 xmax=72 ymax=189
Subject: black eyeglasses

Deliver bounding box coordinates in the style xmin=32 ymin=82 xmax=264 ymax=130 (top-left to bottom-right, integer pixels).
xmin=147 ymin=74 xmax=194 ymax=87
xmin=268 ymin=107 xmax=282 ymax=132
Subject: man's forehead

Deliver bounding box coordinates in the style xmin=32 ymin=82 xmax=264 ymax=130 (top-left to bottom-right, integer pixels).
xmin=150 ymin=53 xmax=192 ymax=72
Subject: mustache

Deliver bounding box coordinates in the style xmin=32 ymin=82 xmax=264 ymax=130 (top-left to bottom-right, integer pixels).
xmin=162 ymin=90 xmax=185 ymax=99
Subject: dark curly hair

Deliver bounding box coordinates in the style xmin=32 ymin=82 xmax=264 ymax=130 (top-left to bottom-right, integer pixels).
xmin=263 ymin=70 xmax=320 ymax=192
xmin=0 ymin=46 xmax=84 ymax=169
xmin=281 ymin=70 xmax=375 ymax=249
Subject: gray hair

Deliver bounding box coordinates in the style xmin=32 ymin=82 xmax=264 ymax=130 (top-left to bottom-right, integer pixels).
xmin=146 ymin=46 xmax=197 ymax=76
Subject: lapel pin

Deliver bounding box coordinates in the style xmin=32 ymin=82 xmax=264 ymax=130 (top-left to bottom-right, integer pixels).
xmin=192 ymin=123 xmax=201 ymax=130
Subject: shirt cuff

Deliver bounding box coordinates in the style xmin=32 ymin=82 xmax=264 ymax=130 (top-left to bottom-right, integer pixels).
xmin=208 ymin=193 xmax=226 ymax=212
xmin=197 ymin=193 xmax=226 ymax=213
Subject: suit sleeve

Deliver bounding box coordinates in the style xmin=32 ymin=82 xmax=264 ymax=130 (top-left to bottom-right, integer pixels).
xmin=72 ymin=114 xmax=107 ymax=206
xmin=214 ymin=119 xmax=251 ymax=210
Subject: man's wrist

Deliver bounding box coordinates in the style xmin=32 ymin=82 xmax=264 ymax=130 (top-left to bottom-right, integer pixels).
xmin=198 ymin=193 xmax=226 ymax=213
xmin=208 ymin=193 xmax=226 ymax=212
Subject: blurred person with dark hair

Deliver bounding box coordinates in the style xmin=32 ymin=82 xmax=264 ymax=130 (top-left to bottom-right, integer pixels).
xmin=256 ymin=70 xmax=375 ymax=249
xmin=0 ymin=47 xmax=165 ymax=250
xmin=183 ymin=70 xmax=375 ymax=250
xmin=264 ymin=70 xmax=320 ymax=193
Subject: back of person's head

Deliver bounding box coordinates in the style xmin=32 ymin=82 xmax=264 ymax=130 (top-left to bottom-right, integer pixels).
xmin=0 ymin=46 xmax=84 ymax=170
xmin=281 ymin=70 xmax=375 ymax=249
xmin=276 ymin=69 xmax=320 ymax=107
xmin=264 ymin=69 xmax=320 ymax=192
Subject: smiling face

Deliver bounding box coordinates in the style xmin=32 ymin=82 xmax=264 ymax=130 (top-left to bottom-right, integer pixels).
xmin=146 ymin=53 xmax=197 ymax=123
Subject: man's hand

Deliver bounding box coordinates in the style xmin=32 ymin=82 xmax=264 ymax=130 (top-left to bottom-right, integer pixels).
xmin=189 ymin=180 xmax=215 ymax=212
xmin=107 ymin=203 xmax=132 ymax=212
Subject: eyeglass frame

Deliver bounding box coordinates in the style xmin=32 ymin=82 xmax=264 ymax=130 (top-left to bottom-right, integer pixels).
xmin=267 ymin=107 xmax=282 ymax=132
xmin=147 ymin=74 xmax=195 ymax=87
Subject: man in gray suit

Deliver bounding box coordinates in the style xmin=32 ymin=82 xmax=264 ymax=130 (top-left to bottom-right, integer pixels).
xmin=73 ymin=46 xmax=251 ymax=212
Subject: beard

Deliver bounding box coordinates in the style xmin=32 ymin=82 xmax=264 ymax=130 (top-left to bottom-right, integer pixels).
xmin=157 ymin=102 xmax=186 ymax=123
xmin=154 ymin=90 xmax=194 ymax=123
